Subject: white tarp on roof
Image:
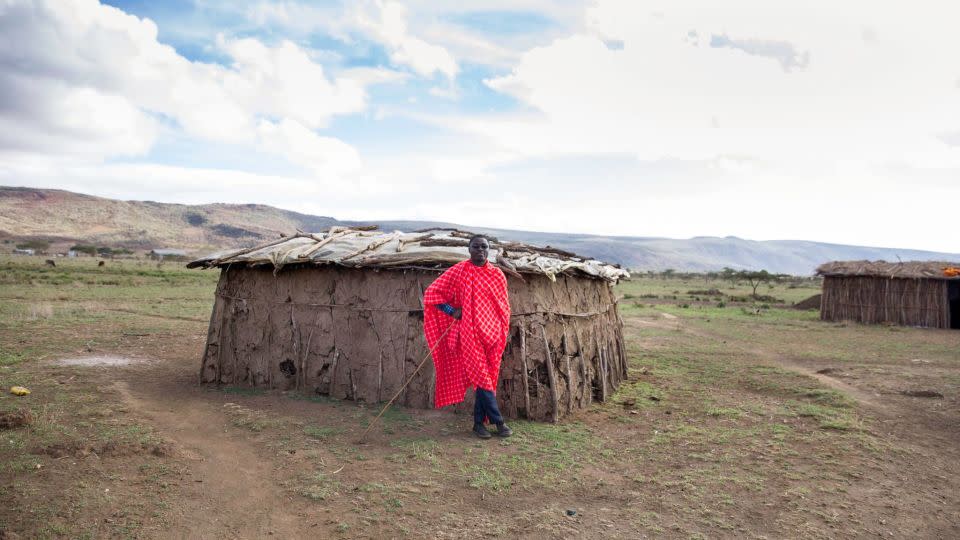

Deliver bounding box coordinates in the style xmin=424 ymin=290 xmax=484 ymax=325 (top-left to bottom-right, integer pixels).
xmin=189 ymin=228 xmax=629 ymax=283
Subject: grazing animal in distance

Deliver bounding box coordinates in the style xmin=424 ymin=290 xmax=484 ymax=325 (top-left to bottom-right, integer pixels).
xmin=98 ymin=260 xmax=105 ymax=267
xmin=45 ymin=259 xmax=56 ymax=267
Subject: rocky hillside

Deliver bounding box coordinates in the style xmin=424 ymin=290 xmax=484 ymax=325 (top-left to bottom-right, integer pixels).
xmin=0 ymin=186 xmax=341 ymax=250
xmin=2 ymin=186 xmax=957 ymax=275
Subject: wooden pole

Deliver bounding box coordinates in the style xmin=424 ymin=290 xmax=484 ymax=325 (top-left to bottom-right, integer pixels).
xmin=572 ymin=322 xmax=589 ymax=405
xmin=540 ymin=324 xmax=560 ymax=423
xmin=199 ymin=288 xmax=224 ymax=385
xmin=519 ymin=322 xmax=531 ymax=419
xmin=596 ymin=335 xmax=607 ymax=402
xmin=561 ymin=324 xmax=573 ymax=414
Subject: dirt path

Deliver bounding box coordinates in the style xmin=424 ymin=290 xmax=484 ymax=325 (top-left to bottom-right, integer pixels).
xmin=113 ymin=380 xmax=307 ymax=539
xmin=771 ymin=355 xmax=885 ymax=408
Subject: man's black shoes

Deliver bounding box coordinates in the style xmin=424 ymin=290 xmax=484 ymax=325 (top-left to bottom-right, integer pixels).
xmin=473 ymin=423 xmax=512 ymax=439
xmin=473 ymin=423 xmax=492 ymax=439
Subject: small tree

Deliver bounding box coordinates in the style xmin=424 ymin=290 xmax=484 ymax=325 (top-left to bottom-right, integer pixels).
xmin=736 ymin=270 xmax=788 ymax=298
xmin=737 ymin=270 xmax=768 ymax=297
xmin=720 ymin=267 xmax=739 ymax=287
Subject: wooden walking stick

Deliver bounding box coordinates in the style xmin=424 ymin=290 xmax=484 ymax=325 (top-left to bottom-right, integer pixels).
xmin=358 ymin=319 xmax=455 ymax=442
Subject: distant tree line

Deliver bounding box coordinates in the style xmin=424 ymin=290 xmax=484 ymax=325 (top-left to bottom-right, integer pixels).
xmin=70 ymin=245 xmax=134 ymax=257
xmin=635 ymin=267 xmax=814 ymax=298
xmin=15 ymin=240 xmax=50 ymax=251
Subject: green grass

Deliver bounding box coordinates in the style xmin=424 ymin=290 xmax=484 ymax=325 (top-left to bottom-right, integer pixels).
xmin=295 ymin=471 xmax=342 ymax=501
xmin=0 ymin=349 xmax=27 ymax=366
xmin=0 ymin=257 xmax=218 ymax=335
xmin=229 ymin=412 xmax=279 ymax=432
xmin=464 ymin=465 xmax=511 ymax=491
xmin=617 ymin=274 xmax=821 ymax=307
xmin=364 ymin=404 xmax=422 ymax=434
xmin=788 ymin=402 xmax=855 ymax=431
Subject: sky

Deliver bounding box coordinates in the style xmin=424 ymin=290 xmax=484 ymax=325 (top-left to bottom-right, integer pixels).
xmin=1 ymin=0 xmax=959 ymax=252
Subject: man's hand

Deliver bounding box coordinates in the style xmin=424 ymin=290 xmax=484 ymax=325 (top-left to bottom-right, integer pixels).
xmin=436 ymin=303 xmax=462 ymax=320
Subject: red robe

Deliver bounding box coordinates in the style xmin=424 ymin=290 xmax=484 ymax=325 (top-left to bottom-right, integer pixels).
xmin=423 ymin=260 xmax=511 ymax=408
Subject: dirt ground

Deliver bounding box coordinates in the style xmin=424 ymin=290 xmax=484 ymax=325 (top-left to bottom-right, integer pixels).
xmin=1 ymin=263 xmax=959 ymax=538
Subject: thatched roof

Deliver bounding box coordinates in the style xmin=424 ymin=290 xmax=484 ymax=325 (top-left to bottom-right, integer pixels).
xmin=188 ymin=226 xmax=630 ymax=283
xmin=816 ymin=260 xmax=960 ymax=280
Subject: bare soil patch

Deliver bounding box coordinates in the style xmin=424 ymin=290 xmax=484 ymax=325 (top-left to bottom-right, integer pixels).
xmin=793 ymin=294 xmax=822 ymax=310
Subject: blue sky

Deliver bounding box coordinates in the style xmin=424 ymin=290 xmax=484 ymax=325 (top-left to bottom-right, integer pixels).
xmin=1 ymin=0 xmax=959 ymax=252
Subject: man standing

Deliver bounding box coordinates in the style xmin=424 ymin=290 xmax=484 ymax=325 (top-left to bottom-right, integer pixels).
xmin=423 ymin=235 xmax=513 ymax=439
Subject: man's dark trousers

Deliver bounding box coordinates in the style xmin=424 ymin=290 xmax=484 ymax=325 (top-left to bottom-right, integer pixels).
xmin=474 ymin=389 xmax=504 ymax=426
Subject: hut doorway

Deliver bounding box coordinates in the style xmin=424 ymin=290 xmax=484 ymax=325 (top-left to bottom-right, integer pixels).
xmin=950 ymin=283 xmax=960 ymax=330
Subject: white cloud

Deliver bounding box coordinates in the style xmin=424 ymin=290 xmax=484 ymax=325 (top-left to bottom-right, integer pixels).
xmin=353 ymin=1 xmax=459 ymax=79
xmin=0 ymin=158 xmax=380 ymax=206
xmin=472 ymin=0 xmax=960 ymax=169
xmin=0 ymin=81 xmax=157 ymax=158
xmin=245 ymin=0 xmax=577 ymax=71
xmin=247 ymin=1 xmax=462 ymax=79
xmin=257 ymin=119 xmax=362 ymax=175
xmin=0 ymin=0 xmax=368 ymax=172
xmin=218 ymin=36 xmax=367 ymax=129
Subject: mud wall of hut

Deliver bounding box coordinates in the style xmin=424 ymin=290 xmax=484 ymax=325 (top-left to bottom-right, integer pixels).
xmin=199 ymin=265 xmax=627 ymax=421
xmin=820 ymin=276 xmax=951 ymax=329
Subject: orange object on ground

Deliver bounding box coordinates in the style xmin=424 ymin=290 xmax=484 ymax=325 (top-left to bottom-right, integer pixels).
xmin=944 ymin=267 xmax=960 ymax=277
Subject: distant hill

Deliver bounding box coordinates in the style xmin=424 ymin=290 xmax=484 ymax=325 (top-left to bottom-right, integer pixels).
xmin=2 ymin=186 xmax=957 ymax=275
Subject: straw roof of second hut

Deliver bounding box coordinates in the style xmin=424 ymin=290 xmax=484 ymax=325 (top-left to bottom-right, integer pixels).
xmin=188 ymin=227 xmax=630 ymax=283
xmin=816 ymin=260 xmax=960 ymax=280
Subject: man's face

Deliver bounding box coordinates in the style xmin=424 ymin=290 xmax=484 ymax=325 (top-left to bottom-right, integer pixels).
xmin=468 ymin=237 xmax=489 ymax=266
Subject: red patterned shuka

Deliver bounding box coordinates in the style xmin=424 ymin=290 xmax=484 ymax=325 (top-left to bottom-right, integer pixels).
xmin=423 ymin=260 xmax=511 ymax=408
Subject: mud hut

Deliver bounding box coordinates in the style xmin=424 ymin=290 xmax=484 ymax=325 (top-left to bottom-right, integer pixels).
xmin=188 ymin=227 xmax=630 ymax=422
xmin=817 ymin=261 xmax=960 ymax=329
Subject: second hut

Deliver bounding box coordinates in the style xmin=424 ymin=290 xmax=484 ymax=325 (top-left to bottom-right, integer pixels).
xmin=817 ymin=260 xmax=960 ymax=329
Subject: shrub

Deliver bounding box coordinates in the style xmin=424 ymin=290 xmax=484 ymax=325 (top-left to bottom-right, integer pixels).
xmin=687 ymin=289 xmax=722 ymax=296
xmin=16 ymin=240 xmax=50 ymax=251
xmin=71 ymin=244 xmax=97 ymax=256
xmin=185 ymin=212 xmax=208 ymax=226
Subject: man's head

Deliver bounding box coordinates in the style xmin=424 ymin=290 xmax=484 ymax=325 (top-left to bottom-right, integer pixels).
xmin=468 ymin=235 xmax=490 ymax=266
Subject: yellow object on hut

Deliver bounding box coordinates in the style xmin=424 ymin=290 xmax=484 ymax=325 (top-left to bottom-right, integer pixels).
xmin=10 ymin=386 xmax=31 ymax=396
xmin=944 ymin=267 xmax=960 ymax=277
